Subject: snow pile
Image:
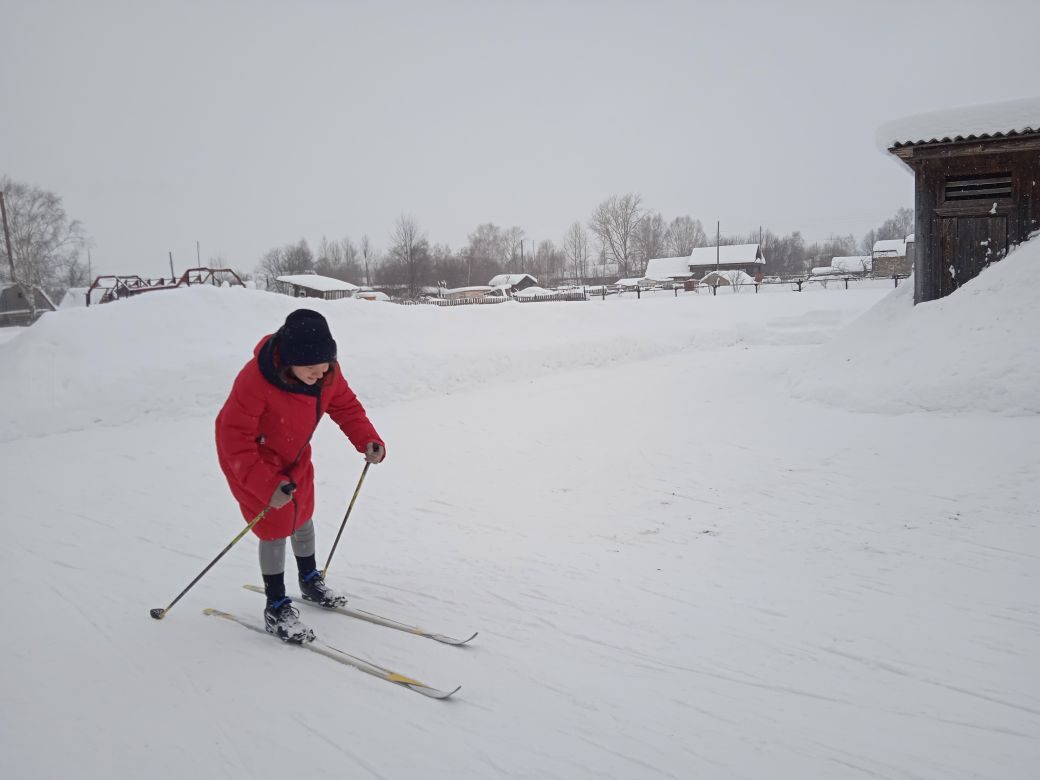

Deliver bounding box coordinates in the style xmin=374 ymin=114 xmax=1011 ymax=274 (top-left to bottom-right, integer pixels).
xmin=512 ymin=286 xmax=552 ymax=297
xmin=0 ymin=286 xmax=885 ymax=440
xmin=877 ymin=95 xmax=1040 ymax=149
xmin=790 ymin=238 xmax=1040 ymax=415
xmin=2 ymin=267 xmax=1038 ymax=777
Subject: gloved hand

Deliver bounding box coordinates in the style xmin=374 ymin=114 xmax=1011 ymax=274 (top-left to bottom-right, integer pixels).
xmin=269 ymin=481 xmax=295 ymax=509
xmin=365 ymin=441 xmax=386 ymax=464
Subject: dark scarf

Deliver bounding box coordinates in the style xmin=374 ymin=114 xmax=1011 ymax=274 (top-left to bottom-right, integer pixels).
xmin=257 ymin=333 xmax=324 ymax=397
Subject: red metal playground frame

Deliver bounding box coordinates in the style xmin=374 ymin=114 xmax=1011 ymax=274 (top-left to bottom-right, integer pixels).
xmin=85 ymin=268 xmax=245 ymax=306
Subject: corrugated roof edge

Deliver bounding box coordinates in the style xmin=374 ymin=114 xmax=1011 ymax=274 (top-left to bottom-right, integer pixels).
xmin=889 ymin=126 xmax=1040 ymax=150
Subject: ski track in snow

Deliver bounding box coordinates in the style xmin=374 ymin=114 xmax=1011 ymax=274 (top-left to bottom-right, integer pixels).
xmin=1 ymin=283 xmax=1039 ymax=778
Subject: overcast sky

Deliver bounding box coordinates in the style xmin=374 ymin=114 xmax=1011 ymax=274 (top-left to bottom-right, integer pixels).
xmin=2 ymin=0 xmax=1038 ymax=277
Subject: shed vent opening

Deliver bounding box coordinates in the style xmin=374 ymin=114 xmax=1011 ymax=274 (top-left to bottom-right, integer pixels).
xmin=944 ymin=172 xmax=1012 ymax=201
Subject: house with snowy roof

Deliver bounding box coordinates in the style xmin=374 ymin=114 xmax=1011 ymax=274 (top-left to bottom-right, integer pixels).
xmin=1 ymin=283 xmax=56 ymax=326
xmin=276 ymin=274 xmax=360 ymax=300
xmin=871 ymin=239 xmax=911 ymax=276
xmin=488 ymin=273 xmax=538 ymax=293
xmin=644 ymin=244 xmax=765 ymax=282
xmin=879 ymin=96 xmax=1040 ymax=303
xmin=831 ymin=255 xmax=873 ymax=275
xmin=643 ymin=255 xmax=696 ymax=282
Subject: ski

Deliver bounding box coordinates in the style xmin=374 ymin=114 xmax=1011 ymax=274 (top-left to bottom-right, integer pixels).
xmin=203 ymin=608 xmax=461 ymax=700
xmin=243 ymin=583 xmax=478 ymax=646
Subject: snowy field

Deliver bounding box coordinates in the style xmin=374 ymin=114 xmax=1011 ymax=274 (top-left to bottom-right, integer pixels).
xmin=1 ymin=246 xmax=1038 ymax=779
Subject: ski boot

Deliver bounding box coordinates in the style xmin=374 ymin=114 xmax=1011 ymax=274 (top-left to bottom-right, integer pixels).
xmin=299 ymin=569 xmax=348 ymax=608
xmin=264 ymin=597 xmax=315 ymax=643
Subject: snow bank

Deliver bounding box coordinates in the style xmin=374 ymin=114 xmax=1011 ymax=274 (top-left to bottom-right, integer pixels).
xmin=790 ymin=238 xmax=1040 ymax=415
xmin=0 ymin=286 xmax=883 ymax=440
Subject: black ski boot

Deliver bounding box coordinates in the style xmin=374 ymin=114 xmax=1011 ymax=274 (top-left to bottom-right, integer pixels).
xmin=299 ymin=569 xmax=348 ymax=608
xmin=264 ymin=597 xmax=315 ymax=643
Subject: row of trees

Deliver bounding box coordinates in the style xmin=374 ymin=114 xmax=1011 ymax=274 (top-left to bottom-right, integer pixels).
xmin=0 ymin=174 xmax=915 ymax=306
xmin=259 ymin=198 xmax=914 ymax=297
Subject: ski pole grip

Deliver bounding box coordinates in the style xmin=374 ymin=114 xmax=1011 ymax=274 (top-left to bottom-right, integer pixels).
xmin=281 ymin=482 xmax=297 ymax=496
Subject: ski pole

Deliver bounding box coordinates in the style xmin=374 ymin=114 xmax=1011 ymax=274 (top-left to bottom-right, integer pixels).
xmin=150 ymin=483 xmax=295 ymax=620
xmin=321 ymin=463 xmax=370 ymax=578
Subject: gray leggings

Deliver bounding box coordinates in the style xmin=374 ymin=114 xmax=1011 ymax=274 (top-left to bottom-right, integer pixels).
xmin=258 ymin=519 xmax=315 ymax=575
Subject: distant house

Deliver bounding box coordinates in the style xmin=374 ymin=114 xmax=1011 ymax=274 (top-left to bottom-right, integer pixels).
xmin=488 ymin=273 xmax=538 ymax=293
xmin=276 ymin=274 xmax=359 ymax=300
xmin=880 ymin=96 xmax=1040 ymax=303
xmin=831 ymin=255 xmax=873 ymax=275
xmin=0 ymin=283 xmax=56 ymax=327
xmin=871 ymin=239 xmax=910 ymax=276
xmin=643 ymin=255 xmax=696 ymax=282
xmin=645 ymin=244 xmax=766 ymax=282
xmin=688 ymin=244 xmax=765 ymax=275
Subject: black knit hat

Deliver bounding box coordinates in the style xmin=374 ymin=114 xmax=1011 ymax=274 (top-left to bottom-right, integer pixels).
xmin=278 ymin=309 xmax=337 ymax=366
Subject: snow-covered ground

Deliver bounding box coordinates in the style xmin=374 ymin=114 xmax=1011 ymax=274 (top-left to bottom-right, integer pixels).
xmin=1 ymin=248 xmax=1038 ymax=779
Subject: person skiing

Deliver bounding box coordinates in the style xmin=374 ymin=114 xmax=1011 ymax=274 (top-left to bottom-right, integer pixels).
xmin=215 ymin=309 xmax=385 ymax=643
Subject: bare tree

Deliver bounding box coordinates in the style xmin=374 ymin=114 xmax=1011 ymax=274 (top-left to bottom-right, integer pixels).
xmin=464 ymin=223 xmax=508 ymax=284
xmin=562 ymin=221 xmax=591 ymax=284
xmin=360 ymin=234 xmax=375 ymax=286
xmin=533 ymin=239 xmax=565 ymax=285
xmin=859 ymin=229 xmax=878 ymax=256
xmin=633 ymin=211 xmax=668 ymax=270
xmin=57 ymin=256 xmax=91 ymax=289
xmin=861 ymin=207 xmax=914 ymax=253
xmin=878 ymin=207 xmax=914 ymax=240
xmin=259 ymin=238 xmax=314 ymax=288
xmin=0 ymin=176 xmax=86 ymax=312
xmin=588 ymin=193 xmax=643 ymax=277
xmin=316 ymin=235 xmax=362 ymax=283
xmin=504 ymin=226 xmax=526 ymax=273
xmin=666 ymin=216 xmax=707 ymax=256
xmin=388 ymin=214 xmax=430 ymax=298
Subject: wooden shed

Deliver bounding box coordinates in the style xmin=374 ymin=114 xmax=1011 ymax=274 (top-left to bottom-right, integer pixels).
xmin=276 ymin=274 xmax=359 ymax=300
xmin=881 ymin=97 xmax=1040 ymax=303
xmin=0 ymin=283 xmax=56 ymax=326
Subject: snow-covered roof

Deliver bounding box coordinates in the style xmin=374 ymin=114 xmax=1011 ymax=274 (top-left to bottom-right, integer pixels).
xmin=878 ymin=96 xmax=1040 ymax=150
xmin=811 ymin=266 xmax=843 ymax=276
xmin=831 ymin=256 xmax=872 ymax=273
xmin=687 ymin=244 xmax=764 ymax=268
xmin=616 ymin=277 xmax=648 ymax=287
xmin=872 ymin=239 xmax=907 ymax=257
xmin=644 ymin=255 xmax=695 ymax=280
xmin=445 ymin=285 xmax=494 ymax=294
xmin=277 ymin=274 xmax=359 ymax=292
xmin=488 ymin=273 xmax=537 ymax=287
xmin=59 ymin=288 xmax=92 ymax=308
xmin=513 ymin=286 xmax=552 ymax=297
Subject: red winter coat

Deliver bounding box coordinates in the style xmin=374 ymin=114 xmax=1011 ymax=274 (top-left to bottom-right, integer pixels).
xmin=215 ymin=335 xmax=383 ymax=540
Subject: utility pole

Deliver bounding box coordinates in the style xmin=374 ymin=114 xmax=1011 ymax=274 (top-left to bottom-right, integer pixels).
xmin=716 ymin=221 xmax=720 ymax=272
xmin=196 ymin=240 xmax=201 ymax=266
xmin=169 ymin=251 xmax=176 ymax=281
